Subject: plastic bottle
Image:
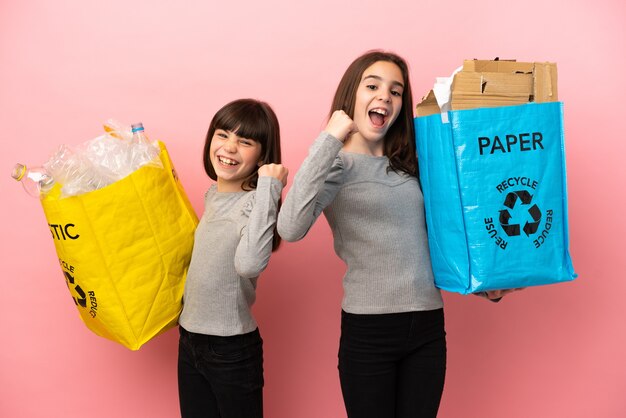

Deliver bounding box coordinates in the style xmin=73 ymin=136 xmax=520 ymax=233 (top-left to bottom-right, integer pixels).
xmin=130 ymin=122 xmax=161 ymax=170
xmin=11 ymin=163 xmax=55 ymax=197
xmin=131 ymin=122 xmax=150 ymax=144
xmin=84 ymin=132 xmax=133 ymax=181
xmin=43 ymin=144 xmax=109 ymax=197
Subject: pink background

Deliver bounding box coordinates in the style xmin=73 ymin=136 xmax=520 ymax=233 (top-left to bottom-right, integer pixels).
xmin=2 ymin=0 xmax=625 ymax=417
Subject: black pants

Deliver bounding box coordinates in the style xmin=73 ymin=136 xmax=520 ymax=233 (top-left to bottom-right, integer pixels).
xmin=177 ymin=326 xmax=264 ymax=418
xmin=338 ymin=309 xmax=447 ymax=418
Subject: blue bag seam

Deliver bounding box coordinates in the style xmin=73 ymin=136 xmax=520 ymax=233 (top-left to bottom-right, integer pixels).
xmin=557 ymin=102 xmax=577 ymax=279
xmin=417 ymin=116 xmax=459 ymax=293
xmin=448 ymin=111 xmax=475 ymax=294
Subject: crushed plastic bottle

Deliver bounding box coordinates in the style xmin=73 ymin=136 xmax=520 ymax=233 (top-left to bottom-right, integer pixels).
xmin=11 ymin=163 xmax=55 ymax=198
xmin=84 ymin=130 xmax=133 ymax=180
xmin=130 ymin=123 xmax=161 ymax=171
xmin=13 ymin=120 xmax=163 ymax=199
xmin=44 ymin=144 xmax=112 ymax=197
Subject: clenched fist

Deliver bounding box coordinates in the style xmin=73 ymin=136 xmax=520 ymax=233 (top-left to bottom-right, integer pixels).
xmin=325 ymin=110 xmax=358 ymax=143
xmin=258 ymin=163 xmax=289 ymax=187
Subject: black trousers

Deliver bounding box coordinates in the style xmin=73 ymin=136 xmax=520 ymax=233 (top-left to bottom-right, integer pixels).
xmin=338 ymin=308 xmax=447 ymax=418
xmin=177 ymin=326 xmax=264 ymax=418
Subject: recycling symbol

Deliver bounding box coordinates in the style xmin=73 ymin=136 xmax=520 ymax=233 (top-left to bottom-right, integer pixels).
xmin=498 ymin=190 xmax=542 ymax=237
xmin=64 ymin=271 xmax=87 ymax=308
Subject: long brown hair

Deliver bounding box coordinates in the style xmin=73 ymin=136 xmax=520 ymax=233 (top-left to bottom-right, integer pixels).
xmin=330 ymin=50 xmax=418 ymax=177
xmin=203 ymin=98 xmax=283 ymax=250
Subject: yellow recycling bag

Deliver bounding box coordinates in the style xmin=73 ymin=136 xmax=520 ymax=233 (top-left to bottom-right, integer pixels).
xmin=40 ymin=142 xmax=198 ymax=350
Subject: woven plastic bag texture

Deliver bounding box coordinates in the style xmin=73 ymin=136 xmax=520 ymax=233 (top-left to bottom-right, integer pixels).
xmin=415 ymin=102 xmax=576 ymax=294
xmin=41 ymin=142 xmax=198 ymax=349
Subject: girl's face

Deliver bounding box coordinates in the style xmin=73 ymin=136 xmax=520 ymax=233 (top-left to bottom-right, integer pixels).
xmin=209 ymin=129 xmax=262 ymax=192
xmin=351 ymin=60 xmax=404 ymax=153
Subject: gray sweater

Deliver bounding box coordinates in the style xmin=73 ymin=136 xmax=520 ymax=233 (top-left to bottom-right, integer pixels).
xmin=278 ymin=132 xmax=443 ymax=314
xmin=179 ymin=176 xmax=283 ymax=336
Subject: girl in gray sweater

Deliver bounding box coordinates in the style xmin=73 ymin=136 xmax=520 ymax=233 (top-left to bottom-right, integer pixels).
xmin=277 ymin=51 xmax=445 ymax=417
xmin=178 ymin=99 xmax=288 ymax=418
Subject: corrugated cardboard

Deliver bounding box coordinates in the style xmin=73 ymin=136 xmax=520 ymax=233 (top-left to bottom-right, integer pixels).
xmin=416 ymin=59 xmax=558 ymax=116
xmin=414 ymin=90 xmax=441 ymax=117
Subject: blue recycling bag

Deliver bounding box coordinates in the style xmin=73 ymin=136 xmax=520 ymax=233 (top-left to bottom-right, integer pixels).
xmin=415 ymin=102 xmax=576 ymax=294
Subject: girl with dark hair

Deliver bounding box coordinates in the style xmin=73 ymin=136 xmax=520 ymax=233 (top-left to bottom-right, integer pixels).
xmin=178 ymin=98 xmax=288 ymax=418
xmin=277 ymin=51 xmax=445 ymax=417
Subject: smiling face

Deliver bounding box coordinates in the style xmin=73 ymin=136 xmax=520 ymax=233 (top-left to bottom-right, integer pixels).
xmin=349 ymin=60 xmax=404 ymax=154
xmin=209 ymin=129 xmax=262 ymax=192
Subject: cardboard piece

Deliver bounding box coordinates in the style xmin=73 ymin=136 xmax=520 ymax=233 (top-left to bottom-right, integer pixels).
xmin=416 ymin=59 xmax=558 ymax=116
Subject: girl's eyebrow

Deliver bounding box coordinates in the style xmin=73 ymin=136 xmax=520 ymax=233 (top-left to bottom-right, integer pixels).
xmin=362 ymin=74 xmax=404 ymax=89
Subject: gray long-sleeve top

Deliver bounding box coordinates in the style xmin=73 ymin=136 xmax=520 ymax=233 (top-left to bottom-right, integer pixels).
xmin=278 ymin=132 xmax=443 ymax=314
xmin=179 ymin=176 xmax=283 ymax=336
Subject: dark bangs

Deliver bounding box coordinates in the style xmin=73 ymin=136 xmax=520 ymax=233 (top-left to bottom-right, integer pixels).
xmin=213 ymin=101 xmax=273 ymax=148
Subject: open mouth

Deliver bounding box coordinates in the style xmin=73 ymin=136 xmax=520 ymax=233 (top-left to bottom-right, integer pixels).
xmin=368 ymin=108 xmax=388 ymax=128
xmin=217 ymin=156 xmax=239 ymax=166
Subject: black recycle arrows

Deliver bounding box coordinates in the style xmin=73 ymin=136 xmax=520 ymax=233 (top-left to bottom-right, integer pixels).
xmin=498 ymin=190 xmax=542 ymax=237
xmin=64 ymin=270 xmax=87 ymax=308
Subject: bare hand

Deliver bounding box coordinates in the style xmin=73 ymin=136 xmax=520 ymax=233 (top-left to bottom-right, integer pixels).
xmin=324 ymin=110 xmax=358 ymax=143
xmin=484 ymin=288 xmax=524 ymax=300
xmin=258 ymin=163 xmax=289 ymax=187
